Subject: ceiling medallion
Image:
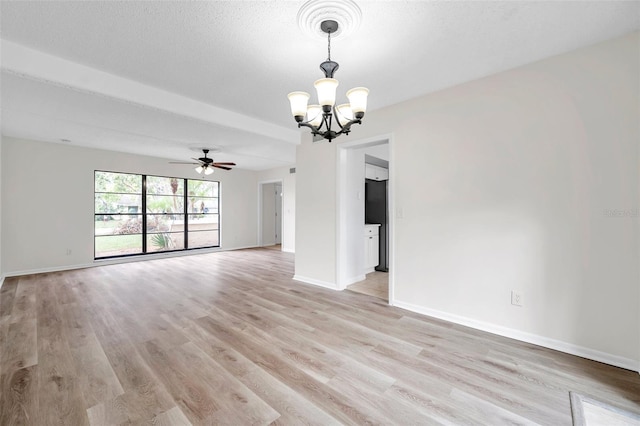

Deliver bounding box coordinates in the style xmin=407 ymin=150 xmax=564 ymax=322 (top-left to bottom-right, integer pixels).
xmin=297 ymin=0 xmax=362 ymax=40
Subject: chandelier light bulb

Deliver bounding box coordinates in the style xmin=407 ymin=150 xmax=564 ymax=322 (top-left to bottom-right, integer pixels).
xmin=307 ymin=105 xmax=323 ymax=127
xmin=314 ymin=78 xmax=339 ymax=109
xmin=288 ymin=91 xmax=310 ymax=120
xmin=346 ymin=87 xmax=369 ymax=116
xmin=336 ymin=103 xmax=353 ymax=126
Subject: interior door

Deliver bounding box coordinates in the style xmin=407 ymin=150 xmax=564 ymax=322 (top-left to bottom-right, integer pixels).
xmin=275 ymin=183 xmax=282 ymax=244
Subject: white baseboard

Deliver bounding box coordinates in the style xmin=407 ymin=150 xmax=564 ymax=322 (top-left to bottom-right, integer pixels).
xmin=394 ymin=300 xmax=639 ymax=373
xmin=281 ymin=247 xmax=295 ymax=253
xmin=222 ymin=245 xmax=260 ymax=252
xmin=343 ymin=274 xmax=366 ymax=287
xmin=4 ymin=262 xmax=95 ymax=278
xmin=335 ymin=274 xmax=366 ymax=291
xmin=2 ymin=245 xmax=260 ymax=278
xmin=293 ymin=275 xmax=340 ymax=291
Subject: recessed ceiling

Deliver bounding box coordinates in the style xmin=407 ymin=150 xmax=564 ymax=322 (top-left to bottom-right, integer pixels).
xmin=1 ymin=1 xmax=638 ymax=170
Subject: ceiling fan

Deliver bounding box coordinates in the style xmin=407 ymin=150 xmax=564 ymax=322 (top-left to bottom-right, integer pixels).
xmin=170 ymin=149 xmax=236 ymax=175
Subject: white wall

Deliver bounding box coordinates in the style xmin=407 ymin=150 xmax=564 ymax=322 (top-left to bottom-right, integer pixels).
xmin=294 ymin=133 xmax=337 ymax=287
xmin=1 ymin=137 xmax=259 ymax=275
xmin=364 ymin=144 xmax=389 ymax=162
xmin=256 ymin=165 xmax=296 ymax=253
xmin=295 ymin=32 xmax=640 ymax=369
xmin=0 ymin=132 xmax=3 ymax=280
xmin=338 ymin=147 xmax=366 ymax=287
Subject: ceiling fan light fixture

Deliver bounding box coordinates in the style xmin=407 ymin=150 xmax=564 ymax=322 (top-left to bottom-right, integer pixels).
xmin=204 ymin=166 xmax=214 ymax=175
xmin=195 ymin=165 xmax=204 ymax=174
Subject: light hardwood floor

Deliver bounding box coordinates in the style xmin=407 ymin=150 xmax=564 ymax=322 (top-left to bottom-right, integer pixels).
xmin=1 ymin=248 xmax=638 ymax=424
xmin=347 ymin=272 xmax=389 ymax=301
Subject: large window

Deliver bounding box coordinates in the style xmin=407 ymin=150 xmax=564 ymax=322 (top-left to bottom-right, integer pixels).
xmin=95 ymin=172 xmax=143 ymax=257
xmin=94 ymin=171 xmax=219 ymax=259
xmin=187 ymin=179 xmax=220 ymax=248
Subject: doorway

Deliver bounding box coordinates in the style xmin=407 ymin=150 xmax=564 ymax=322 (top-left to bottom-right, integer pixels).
xmin=275 ymin=183 xmax=282 ymax=245
xmin=259 ymin=180 xmax=283 ymax=249
xmin=336 ymin=134 xmax=394 ymax=304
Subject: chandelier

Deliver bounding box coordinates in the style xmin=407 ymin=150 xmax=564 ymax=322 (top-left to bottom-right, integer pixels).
xmin=287 ymin=20 xmax=369 ymax=142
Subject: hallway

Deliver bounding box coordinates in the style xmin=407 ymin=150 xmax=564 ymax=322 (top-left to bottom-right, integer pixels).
xmin=346 ymin=271 xmax=388 ymax=301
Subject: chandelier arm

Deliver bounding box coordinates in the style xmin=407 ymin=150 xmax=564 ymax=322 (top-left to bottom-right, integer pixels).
xmin=295 ymin=109 xmax=363 ymax=142
xmin=336 ymin=117 xmax=362 ymax=134
xmin=317 ymin=113 xmax=331 ymax=134
xmin=332 ymin=106 xmax=344 ymax=131
xmin=297 ymin=121 xmax=320 ymax=134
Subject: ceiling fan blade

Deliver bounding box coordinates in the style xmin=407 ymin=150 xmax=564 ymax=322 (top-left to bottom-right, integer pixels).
xmin=213 ymin=162 xmax=236 ymax=166
xmin=212 ymin=165 xmax=232 ymax=170
xmin=170 ymin=161 xmax=200 ymax=165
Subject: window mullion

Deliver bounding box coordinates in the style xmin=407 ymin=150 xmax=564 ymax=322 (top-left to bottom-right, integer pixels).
xmin=142 ymin=175 xmax=147 ymax=253
xmin=184 ymin=178 xmax=189 ymax=249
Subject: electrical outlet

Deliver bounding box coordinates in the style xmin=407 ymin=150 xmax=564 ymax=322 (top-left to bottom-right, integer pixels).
xmin=511 ymin=290 xmax=523 ymax=307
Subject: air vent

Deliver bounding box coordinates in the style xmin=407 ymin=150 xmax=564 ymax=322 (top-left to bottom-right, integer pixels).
xmin=289 ymin=168 xmax=296 ymax=174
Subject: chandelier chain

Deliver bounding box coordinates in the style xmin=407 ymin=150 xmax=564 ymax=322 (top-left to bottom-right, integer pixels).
xmin=327 ymin=29 xmax=331 ymax=61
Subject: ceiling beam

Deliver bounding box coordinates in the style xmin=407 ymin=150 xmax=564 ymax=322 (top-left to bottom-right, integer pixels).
xmin=1 ymin=39 xmax=301 ymax=145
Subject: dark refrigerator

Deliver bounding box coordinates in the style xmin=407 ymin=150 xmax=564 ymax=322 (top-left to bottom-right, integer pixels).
xmin=365 ymin=179 xmax=389 ymax=272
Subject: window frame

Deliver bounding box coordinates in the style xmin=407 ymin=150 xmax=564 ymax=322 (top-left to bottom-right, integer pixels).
xmin=94 ymin=171 xmax=220 ymax=260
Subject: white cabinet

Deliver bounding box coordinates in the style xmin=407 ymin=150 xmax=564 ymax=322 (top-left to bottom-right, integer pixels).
xmin=365 ymin=163 xmax=388 ymax=181
xmin=364 ymin=224 xmax=380 ymax=273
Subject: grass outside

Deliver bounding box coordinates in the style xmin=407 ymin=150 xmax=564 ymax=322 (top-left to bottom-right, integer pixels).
xmin=95 ymin=230 xmax=218 ymax=258
xmin=95 ymin=234 xmax=142 ymax=257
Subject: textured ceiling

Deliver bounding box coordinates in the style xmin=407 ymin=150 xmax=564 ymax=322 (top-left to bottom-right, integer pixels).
xmin=1 ymin=1 xmax=639 ymax=170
